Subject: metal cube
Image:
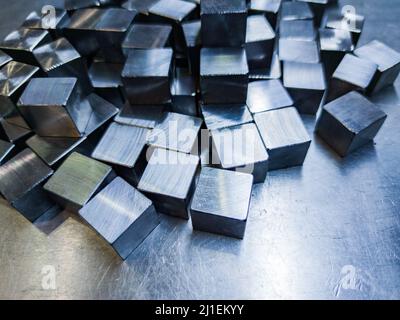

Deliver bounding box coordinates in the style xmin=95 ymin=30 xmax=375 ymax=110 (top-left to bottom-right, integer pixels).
xmin=211 ymin=123 xmax=269 ymax=184
xmin=44 ymin=152 xmax=115 ymax=211
xmin=190 ymin=167 xmax=253 ymax=239
xmin=247 ymin=79 xmax=293 ymax=114
xmin=0 ymin=118 xmax=31 ymax=144
xmin=22 ymin=9 xmax=68 ymax=37
xmin=316 ymin=91 xmax=387 ymax=157
xmin=354 ymin=40 xmax=400 ymax=94
xmin=84 ymin=93 xmax=119 ymax=135
xmin=79 ymin=177 xmax=160 ymax=259
xmin=323 ymin=10 xmax=364 ymax=45
xmin=182 ymin=20 xmax=201 ymax=74
xmin=0 ymin=148 xmax=60 ymax=222
xmin=279 ymin=19 xmax=316 ymax=41
xmin=279 ymin=39 xmax=320 ymax=64
xmin=280 ymin=1 xmax=314 ymax=21
xmin=319 ymin=28 xmax=354 ymax=77
xmin=249 ymin=47 xmax=281 ymax=80
xmin=122 ymin=48 xmax=173 ymax=105
xmin=115 ymin=103 xmax=164 ymax=129
xmin=0 ymin=28 xmax=50 ymax=65
xmin=171 ymin=68 xmax=198 ymax=116
xmin=200 ymin=48 xmax=249 ymax=104
xmin=249 ymin=0 xmax=282 ymax=28
xmin=201 ymin=0 xmax=247 ymax=47
xmin=0 ymin=139 xmax=15 ymax=165
xmin=138 ymin=148 xmax=199 ymax=219
xmin=246 ymin=15 xmax=275 ymax=70
xmin=326 ymin=54 xmax=378 ymax=103
xmin=254 ymin=107 xmax=311 ymax=170
xmin=201 ymin=103 xmax=253 ymax=131
xmin=147 ymin=112 xmax=203 ymax=154
xmin=283 ymin=61 xmax=326 ymax=115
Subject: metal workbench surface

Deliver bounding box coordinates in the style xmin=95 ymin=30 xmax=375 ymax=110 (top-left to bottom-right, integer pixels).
xmin=0 ymin=0 xmax=399 ymax=300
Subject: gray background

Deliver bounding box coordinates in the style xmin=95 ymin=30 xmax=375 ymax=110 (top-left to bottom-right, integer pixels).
xmin=0 ymin=0 xmax=399 ymax=299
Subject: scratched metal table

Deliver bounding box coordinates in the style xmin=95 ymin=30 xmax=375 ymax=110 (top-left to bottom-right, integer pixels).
xmin=0 ymin=0 xmax=399 ymax=300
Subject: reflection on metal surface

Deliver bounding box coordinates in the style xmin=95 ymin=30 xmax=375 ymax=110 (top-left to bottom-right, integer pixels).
xmin=280 ymin=1 xmax=314 ymax=21
xmin=171 ymin=67 xmax=197 ymax=116
xmin=21 ymin=9 xmax=68 ymax=31
xmin=278 ymin=39 xmax=320 ymax=64
xmin=115 ymin=103 xmax=164 ymax=129
xmin=0 ymin=50 xmax=12 ymax=68
xmin=121 ymin=0 xmax=160 ymax=14
xmin=201 ymin=103 xmax=253 ymax=131
xmin=0 ymin=139 xmax=15 ymax=165
xmin=191 ymin=167 xmax=253 ymax=239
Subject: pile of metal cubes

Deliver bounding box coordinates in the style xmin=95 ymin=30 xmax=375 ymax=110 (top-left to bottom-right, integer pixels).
xmin=0 ymin=0 xmax=398 ymax=259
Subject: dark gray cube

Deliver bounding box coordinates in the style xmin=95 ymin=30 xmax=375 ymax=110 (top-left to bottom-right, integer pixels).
xmin=190 ymin=167 xmax=253 ymax=239
xmin=182 ymin=20 xmax=201 ymax=74
xmin=200 ymin=48 xmax=249 ymax=104
xmin=171 ymin=67 xmax=198 ymax=116
xmin=254 ymin=107 xmax=311 ymax=170
xmin=201 ymin=0 xmax=247 ymax=47
xmin=316 ymin=91 xmax=387 ymax=157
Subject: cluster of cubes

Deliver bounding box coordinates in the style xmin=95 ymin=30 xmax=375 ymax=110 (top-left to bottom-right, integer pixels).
xmin=0 ymin=0 xmax=397 ymax=260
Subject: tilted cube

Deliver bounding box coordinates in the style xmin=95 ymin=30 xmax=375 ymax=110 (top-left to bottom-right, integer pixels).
xmin=279 ymin=39 xmax=320 ymax=64
xmin=279 ymin=20 xmax=316 ymax=41
xmin=211 ymin=123 xmax=269 ymax=184
xmin=316 ymin=91 xmax=387 ymax=157
xmin=246 ymin=15 xmax=275 ymax=70
xmin=283 ymin=61 xmax=326 ymax=115
xmin=354 ymin=40 xmax=400 ymax=94
xmin=182 ymin=20 xmax=201 ymax=74
xmin=122 ymin=48 xmax=173 ymax=105
xmin=171 ymin=67 xmax=198 ymax=116
xmin=115 ymin=103 xmax=164 ymax=129
xmin=190 ymin=167 xmax=253 ymax=239
xmin=247 ymin=79 xmax=293 ymax=114
xmin=326 ymin=54 xmax=378 ymax=103
xmin=0 ymin=148 xmax=60 ymax=222
xmin=201 ymin=0 xmax=247 ymax=47
xmin=249 ymin=0 xmax=282 ymax=28
xmin=280 ymin=1 xmax=314 ymax=21
xmin=44 ymin=152 xmax=115 ymax=211
xmin=200 ymin=48 xmax=249 ymax=104
xmin=79 ymin=177 xmax=160 ymax=259
xmin=147 ymin=112 xmax=203 ymax=154
xmin=138 ymin=148 xmax=199 ymax=219
xmin=254 ymin=107 xmax=311 ymax=170
xmin=201 ymin=103 xmax=253 ymax=131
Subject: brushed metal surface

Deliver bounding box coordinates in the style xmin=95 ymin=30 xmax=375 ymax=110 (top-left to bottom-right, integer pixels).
xmin=122 ymin=0 xmax=160 ymax=14
xmin=250 ymin=0 xmax=281 ymax=14
xmin=201 ymin=103 xmax=253 ymax=131
xmin=279 ymin=20 xmax=316 ymax=41
xmin=280 ymin=1 xmax=314 ymax=21
xmin=278 ymin=39 xmax=320 ymax=63
xmin=0 ymin=118 xmax=31 ymax=143
xmin=149 ymin=0 xmax=197 ymax=22
xmin=0 ymin=61 xmax=39 ymax=98
xmin=247 ymin=79 xmax=293 ymax=114
xmin=79 ymin=177 xmax=160 ymax=259
xmin=21 ymin=9 xmax=67 ymax=30
xmin=115 ymin=103 xmax=164 ymax=129
xmin=85 ymin=93 xmax=119 ymax=135
xmin=190 ymin=167 xmax=253 ymax=239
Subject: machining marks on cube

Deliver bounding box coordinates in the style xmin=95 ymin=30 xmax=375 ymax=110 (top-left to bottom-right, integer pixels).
xmin=138 ymin=148 xmax=199 ymax=219
xmin=122 ymin=48 xmax=173 ymax=105
xmin=278 ymin=39 xmax=320 ymax=64
xmin=316 ymin=91 xmax=387 ymax=157
xmin=115 ymin=103 xmax=164 ymax=129
xmin=190 ymin=167 xmax=253 ymax=239
xmin=201 ymin=103 xmax=253 ymax=131
xmin=254 ymin=107 xmax=311 ymax=170
xmin=200 ymin=47 xmax=249 ymax=104
xmin=79 ymin=177 xmax=160 ymax=259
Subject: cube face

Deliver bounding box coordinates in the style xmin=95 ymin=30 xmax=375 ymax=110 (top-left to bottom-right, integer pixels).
xmin=200 ymin=48 xmax=249 ymax=104
xmin=115 ymin=103 xmax=164 ymax=129
xmin=44 ymin=152 xmax=113 ymax=210
xmin=279 ymin=20 xmax=316 ymax=41
xmin=201 ymin=0 xmax=247 ymax=47
xmin=171 ymin=68 xmax=197 ymax=116
xmin=247 ymin=80 xmax=293 ymax=114
xmin=201 ymin=103 xmax=253 ymax=131
xmin=190 ymin=167 xmax=253 ymax=239
xmin=279 ymin=39 xmax=320 ymax=64
xmin=316 ymin=91 xmax=387 ymax=157
xmin=122 ymin=0 xmax=160 ymax=15
xmin=147 ymin=112 xmax=203 ymax=154
xmin=280 ymin=1 xmax=314 ymax=21
xmin=254 ymin=107 xmax=311 ymax=170
xmin=138 ymin=148 xmax=199 ymax=218
xmin=250 ymin=0 xmax=281 ymax=14
xmin=22 ymin=9 xmax=68 ymax=31
xmin=79 ymin=177 xmax=159 ymax=259
xmin=149 ymin=0 xmax=197 ymax=22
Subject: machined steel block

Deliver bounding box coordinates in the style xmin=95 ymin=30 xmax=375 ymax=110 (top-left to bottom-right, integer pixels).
xmin=0 ymin=139 xmax=15 ymax=165
xmin=319 ymin=28 xmax=354 ymax=77
xmin=283 ymin=61 xmax=326 ymax=115
xmin=249 ymin=48 xmax=281 ymax=80
xmin=147 ymin=112 xmax=203 ymax=154
xmin=122 ymin=48 xmax=173 ymax=105
xmin=279 ymin=19 xmax=316 ymax=41
xmin=79 ymin=177 xmax=160 ymax=259
xmin=88 ymin=61 xmax=124 ymax=108
xmin=0 ymin=50 xmax=12 ymax=68
xmin=254 ymin=107 xmax=311 ymax=170
xmin=247 ymin=79 xmax=293 ymax=114
xmin=201 ymin=0 xmax=247 ymax=47
xmin=190 ymin=167 xmax=253 ymax=239
xmin=0 ymin=148 xmax=60 ymax=222
xmin=200 ymin=48 xmax=249 ymax=104
xmin=33 ymin=38 xmax=92 ymax=94
xmin=44 ymin=152 xmax=115 ymax=211
xmin=201 ymin=103 xmax=253 ymax=131
xmin=354 ymin=40 xmax=400 ymax=94
xmin=92 ymin=122 xmax=149 ymax=186
xmin=211 ymin=122 xmax=269 ymax=184
xmin=182 ymin=20 xmax=201 ymax=74
xmin=138 ymin=148 xmax=199 ymax=219
xmin=249 ymin=0 xmax=282 ymax=28
xmin=280 ymin=1 xmax=314 ymax=21
xmin=115 ymin=103 xmax=164 ymax=129
xmin=0 ymin=28 xmax=50 ymax=65
xmin=296 ymin=0 xmax=329 ymax=26
xmin=316 ymin=91 xmax=387 ymax=157
xmin=84 ymin=93 xmax=119 ymax=135
xmin=171 ymin=68 xmax=198 ymax=116
xmin=326 ymin=54 xmax=378 ymax=103
xmin=279 ymin=39 xmax=320 ymax=63
xmin=246 ymin=15 xmax=275 ymax=70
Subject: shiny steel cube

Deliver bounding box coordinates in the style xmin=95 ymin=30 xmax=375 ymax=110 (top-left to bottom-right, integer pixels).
xmin=190 ymin=167 xmax=253 ymax=239
xmin=201 ymin=0 xmax=247 ymax=47
xmin=200 ymin=48 xmax=249 ymax=104
xmin=283 ymin=61 xmax=326 ymax=115
xmin=254 ymin=107 xmax=311 ymax=170
xmin=138 ymin=148 xmax=199 ymax=219
xmin=171 ymin=68 xmax=198 ymax=116
xmin=22 ymin=9 xmax=68 ymax=38
xmin=79 ymin=177 xmax=159 ymax=259
xmin=122 ymin=48 xmax=173 ymax=105
xmin=316 ymin=91 xmax=387 ymax=157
